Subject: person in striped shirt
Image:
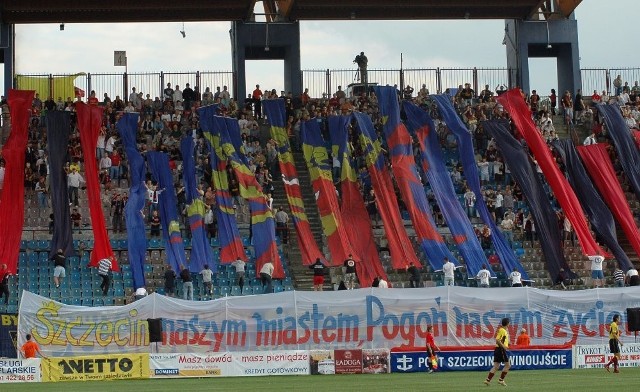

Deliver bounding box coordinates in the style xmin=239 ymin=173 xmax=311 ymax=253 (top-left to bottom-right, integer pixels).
xmin=613 ymin=268 xmax=625 ymax=287
xmin=98 ymin=257 xmax=113 ymax=295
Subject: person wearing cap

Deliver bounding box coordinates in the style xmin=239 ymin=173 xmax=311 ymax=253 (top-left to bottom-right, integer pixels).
xmin=516 ymin=328 xmax=530 ymax=347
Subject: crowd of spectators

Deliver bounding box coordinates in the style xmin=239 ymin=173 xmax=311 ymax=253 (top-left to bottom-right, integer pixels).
xmin=1 ymin=73 xmax=639 ymax=288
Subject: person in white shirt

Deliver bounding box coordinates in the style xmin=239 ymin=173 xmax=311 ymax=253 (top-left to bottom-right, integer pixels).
xmin=260 ymin=261 xmax=275 ymax=294
xmin=134 ymin=287 xmax=148 ymax=301
xmin=377 ymin=278 xmax=389 ymax=289
xmin=442 ymin=258 xmax=455 ymax=286
xmin=588 ymin=255 xmax=605 ymax=288
xmin=583 ymin=133 xmax=597 ymax=146
xmin=173 ymin=85 xmax=183 ymax=103
xmin=477 ymin=264 xmax=491 ymax=288
xmin=200 ymin=264 xmax=214 ymax=296
xmin=105 ymin=135 xmax=116 ymax=155
xmin=67 ymin=168 xmax=85 ymax=207
xmin=232 ymin=258 xmax=246 ymax=292
xmin=509 ymin=270 xmax=523 ymax=287
xmin=626 ymin=267 xmax=640 ymax=286
xmin=99 ymin=155 xmax=112 ymax=171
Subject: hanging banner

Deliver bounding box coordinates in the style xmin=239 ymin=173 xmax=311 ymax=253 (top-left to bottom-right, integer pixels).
xmin=484 ymin=120 xmax=572 ymax=283
xmin=199 ymin=105 xmax=245 ymax=263
xmin=0 ymin=90 xmax=33 ymax=274
xmin=552 ymin=140 xmax=632 ymax=270
xmin=353 ymin=112 xmax=419 ymax=270
xmin=391 ymin=347 xmax=571 ymax=372
xmin=497 ymin=89 xmax=608 ymax=258
xmin=117 ymin=113 xmax=146 ymax=289
xmin=147 ymin=152 xmax=187 ymax=272
xmin=403 ymin=102 xmax=480 ymax=276
xmin=0 ymin=313 xmax=18 ymax=358
xmin=19 ymin=288 xmax=640 ymax=357
xmin=41 ymin=354 xmax=149 ymax=382
xmin=301 ymin=119 xmax=353 ymax=266
xmin=180 ymin=136 xmax=215 ymax=273
xmin=0 ymin=359 xmax=41 ymax=383
xmin=597 ymin=104 xmax=640 ymax=199
xmin=46 ymin=111 xmax=74 ymax=259
xmin=149 ymin=351 xmax=309 ymax=378
xmin=432 ymin=94 xmax=526 ymax=278
xmin=577 ymin=143 xmax=640 ymax=260
xmin=329 ymin=115 xmax=386 ymax=286
xmin=574 ymin=343 xmax=640 ymax=369
xmin=214 ymin=116 xmax=284 ymax=279
xmin=377 ymin=87 xmax=455 ymax=272
xmin=263 ymin=99 xmax=324 ymax=266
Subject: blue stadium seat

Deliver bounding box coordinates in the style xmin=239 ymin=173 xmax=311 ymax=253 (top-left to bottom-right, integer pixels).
xmin=220 ymin=286 xmax=231 ymax=297
xmin=210 ymin=237 xmax=220 ymax=246
xmin=274 ymin=285 xmax=284 ymax=293
xmin=230 ymin=286 xmax=242 ymax=296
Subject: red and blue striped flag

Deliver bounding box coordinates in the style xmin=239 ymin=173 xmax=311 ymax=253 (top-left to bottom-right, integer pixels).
xmin=263 ymin=99 xmax=324 ymax=266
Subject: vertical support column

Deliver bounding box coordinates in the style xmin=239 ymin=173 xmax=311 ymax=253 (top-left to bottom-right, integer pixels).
xmin=1 ymin=22 xmax=15 ymax=96
xmin=505 ymin=16 xmax=581 ymax=96
xmin=231 ymin=20 xmax=301 ymax=101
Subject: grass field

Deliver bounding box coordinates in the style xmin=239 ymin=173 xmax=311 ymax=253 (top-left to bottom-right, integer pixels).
xmin=3 ymin=368 xmax=640 ymax=392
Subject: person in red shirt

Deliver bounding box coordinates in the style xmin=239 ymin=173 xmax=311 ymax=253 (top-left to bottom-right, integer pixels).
xmin=516 ymin=328 xmax=531 ymax=347
xmin=21 ymin=334 xmax=46 ymax=359
xmin=88 ymin=90 xmax=99 ymax=106
xmin=426 ymin=325 xmax=441 ymax=373
xmin=252 ymin=84 xmax=263 ymax=119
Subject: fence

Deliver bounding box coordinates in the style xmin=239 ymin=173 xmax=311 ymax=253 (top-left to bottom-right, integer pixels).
xmin=14 ymin=67 xmax=639 ymax=100
xmin=299 ymin=67 xmax=510 ymax=98
xmin=15 ymin=71 xmax=234 ymax=102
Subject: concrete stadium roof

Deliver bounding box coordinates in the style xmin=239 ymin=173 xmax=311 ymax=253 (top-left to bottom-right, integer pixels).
xmin=0 ymin=0 xmax=582 ymax=24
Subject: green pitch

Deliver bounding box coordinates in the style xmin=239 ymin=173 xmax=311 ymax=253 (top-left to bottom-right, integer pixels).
xmin=3 ymin=368 xmax=640 ymax=392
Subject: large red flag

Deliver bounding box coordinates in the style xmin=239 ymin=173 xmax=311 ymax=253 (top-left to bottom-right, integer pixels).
xmin=76 ymin=102 xmax=119 ymax=271
xmin=577 ymin=143 xmax=640 ymax=259
xmin=0 ymin=90 xmax=33 ymax=274
xmin=497 ymin=89 xmax=609 ymax=258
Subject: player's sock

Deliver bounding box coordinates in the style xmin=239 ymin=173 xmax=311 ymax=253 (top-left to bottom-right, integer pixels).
xmin=500 ymin=371 xmax=508 ymax=380
xmin=486 ymin=372 xmax=495 ymax=382
xmin=613 ymin=356 xmax=619 ymax=370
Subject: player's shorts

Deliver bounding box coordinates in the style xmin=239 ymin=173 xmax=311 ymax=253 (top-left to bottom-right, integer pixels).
xmin=344 ymin=272 xmax=356 ymax=284
xmin=493 ymin=347 xmax=509 ymax=363
xmin=313 ymin=275 xmax=325 ymax=285
xmin=609 ymin=339 xmax=620 ymax=354
xmin=591 ymin=270 xmax=604 ymax=280
xmin=512 ymin=283 xmax=523 ymax=287
xmin=54 ymin=266 xmax=66 ymax=278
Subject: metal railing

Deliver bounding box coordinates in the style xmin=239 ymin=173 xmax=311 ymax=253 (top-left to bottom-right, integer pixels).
xmin=15 ymin=67 xmax=640 ymax=100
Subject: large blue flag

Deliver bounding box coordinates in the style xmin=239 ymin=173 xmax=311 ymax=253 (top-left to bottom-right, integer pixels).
xmin=403 ymin=101 xmax=487 ymax=278
xmin=147 ymin=151 xmax=187 ymax=272
xmin=597 ymin=104 xmax=640 ymax=200
xmin=484 ymin=120 xmax=573 ymax=283
xmin=431 ymin=94 xmax=528 ymax=279
xmin=46 ymin=111 xmax=74 ymax=258
xmin=180 ymin=136 xmax=215 ymax=273
xmin=552 ymin=140 xmax=633 ymax=271
xmin=117 ymin=113 xmax=147 ymax=290
xmin=375 ymin=87 xmax=457 ymax=272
